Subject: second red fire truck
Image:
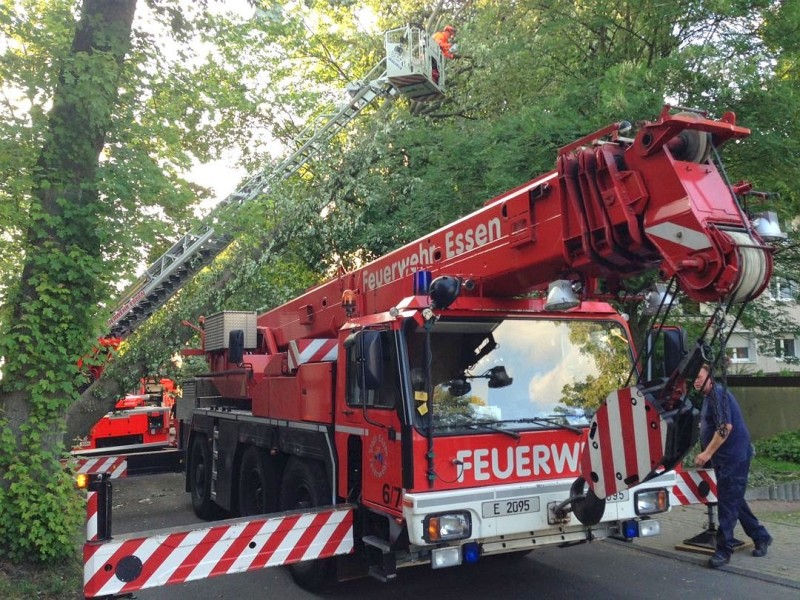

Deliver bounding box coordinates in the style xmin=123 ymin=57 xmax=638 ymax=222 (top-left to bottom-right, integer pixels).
xmin=73 ymin=378 xmax=178 ymax=452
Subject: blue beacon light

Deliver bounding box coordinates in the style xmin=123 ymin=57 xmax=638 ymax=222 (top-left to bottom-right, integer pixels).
xmin=413 ymin=270 xmax=432 ymax=295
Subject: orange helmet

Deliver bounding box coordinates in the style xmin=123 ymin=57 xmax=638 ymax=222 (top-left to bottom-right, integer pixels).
xmin=444 ymin=25 xmax=456 ymax=34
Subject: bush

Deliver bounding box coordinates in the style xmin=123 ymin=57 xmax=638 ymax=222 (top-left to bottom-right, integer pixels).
xmin=754 ymin=430 xmax=800 ymax=463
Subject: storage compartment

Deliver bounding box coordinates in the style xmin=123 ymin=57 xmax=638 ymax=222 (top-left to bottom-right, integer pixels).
xmin=205 ymin=311 xmax=257 ymax=351
xmin=251 ymin=363 xmax=334 ymax=423
xmin=298 ymin=362 xmax=334 ymax=423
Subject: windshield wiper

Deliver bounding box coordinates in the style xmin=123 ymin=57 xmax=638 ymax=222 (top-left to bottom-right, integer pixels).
xmin=490 ymin=418 xmax=584 ymax=435
xmin=467 ymin=421 xmax=521 ymax=439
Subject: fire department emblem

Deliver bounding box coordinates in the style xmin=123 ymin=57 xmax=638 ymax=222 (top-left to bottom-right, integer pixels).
xmin=368 ymin=434 xmax=389 ymax=478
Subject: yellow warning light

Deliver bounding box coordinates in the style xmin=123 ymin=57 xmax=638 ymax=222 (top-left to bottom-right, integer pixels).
xmin=75 ymin=473 xmax=89 ymax=489
xmin=427 ymin=516 xmax=442 ymax=542
xmin=342 ymin=289 xmax=357 ymax=317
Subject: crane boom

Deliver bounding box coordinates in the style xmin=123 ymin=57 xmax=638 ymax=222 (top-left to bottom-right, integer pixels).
xmin=256 ymin=107 xmax=772 ymax=348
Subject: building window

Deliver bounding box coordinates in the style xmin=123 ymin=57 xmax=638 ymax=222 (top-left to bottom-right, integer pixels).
xmin=769 ymin=278 xmax=798 ymax=302
xmin=775 ymin=338 xmax=796 ymax=360
xmin=726 ymin=346 xmax=751 ymax=362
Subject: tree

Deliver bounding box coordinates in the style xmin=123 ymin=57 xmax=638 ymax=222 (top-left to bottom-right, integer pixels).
xmin=0 ymin=0 xmax=137 ymax=561
xmin=0 ymin=0 xmax=312 ymax=564
xmin=62 ymin=0 xmax=405 ymax=438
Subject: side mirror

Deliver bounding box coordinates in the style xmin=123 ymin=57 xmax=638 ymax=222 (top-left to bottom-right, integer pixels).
xmin=662 ymin=327 xmax=687 ymax=376
xmin=487 ymin=365 xmax=514 ymax=388
xmin=360 ymin=330 xmax=384 ymax=390
xmin=446 ymin=379 xmax=471 ymax=397
xmin=646 ymin=326 xmax=687 ymax=380
xmin=228 ymin=330 xmax=244 ymax=364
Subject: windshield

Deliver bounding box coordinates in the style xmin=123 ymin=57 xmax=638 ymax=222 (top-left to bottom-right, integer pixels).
xmin=407 ymin=318 xmax=633 ymax=435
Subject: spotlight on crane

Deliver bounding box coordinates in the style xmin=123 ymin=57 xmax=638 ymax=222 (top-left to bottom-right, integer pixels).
xmin=429 ymin=276 xmax=462 ymax=309
xmin=544 ymin=280 xmax=580 ymax=311
xmin=752 ymin=211 xmax=786 ymax=242
xmin=642 ymin=283 xmax=674 ymax=316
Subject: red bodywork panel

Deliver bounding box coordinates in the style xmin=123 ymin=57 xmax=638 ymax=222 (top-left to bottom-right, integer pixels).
xmin=416 ymin=429 xmax=585 ymax=489
xmin=252 ymin=363 xmax=334 ymax=422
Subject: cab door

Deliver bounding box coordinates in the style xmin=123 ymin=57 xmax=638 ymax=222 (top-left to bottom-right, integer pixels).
xmin=338 ymin=328 xmax=407 ymax=516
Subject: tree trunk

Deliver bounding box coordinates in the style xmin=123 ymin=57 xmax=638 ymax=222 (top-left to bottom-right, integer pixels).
xmin=0 ymin=0 xmax=137 ymax=562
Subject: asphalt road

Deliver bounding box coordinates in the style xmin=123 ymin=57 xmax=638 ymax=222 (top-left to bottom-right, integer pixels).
xmin=109 ymin=473 xmax=797 ymax=600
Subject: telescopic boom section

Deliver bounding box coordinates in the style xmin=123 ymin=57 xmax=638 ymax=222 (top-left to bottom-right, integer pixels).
xmin=257 ymin=108 xmax=772 ymax=348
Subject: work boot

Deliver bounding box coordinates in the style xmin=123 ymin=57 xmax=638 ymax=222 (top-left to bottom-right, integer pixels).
xmin=752 ymin=535 xmax=773 ymax=557
xmin=708 ymin=553 xmax=730 ymax=568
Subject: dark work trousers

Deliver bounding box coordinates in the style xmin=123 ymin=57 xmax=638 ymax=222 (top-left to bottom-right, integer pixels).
xmin=714 ymin=455 xmax=770 ymax=557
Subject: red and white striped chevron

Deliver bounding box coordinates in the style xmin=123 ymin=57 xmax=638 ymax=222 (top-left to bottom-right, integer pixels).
xmin=670 ymin=468 xmax=717 ymax=505
xmin=287 ymin=339 xmax=338 ymax=371
xmin=83 ymin=507 xmax=354 ymax=598
xmin=86 ymin=491 xmax=99 ymax=542
xmin=75 ymin=456 xmax=128 ymax=479
xmin=581 ymin=387 xmax=667 ymax=499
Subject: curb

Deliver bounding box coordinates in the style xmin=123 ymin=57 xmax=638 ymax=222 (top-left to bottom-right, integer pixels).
xmin=609 ymin=538 xmax=800 ymax=591
xmin=746 ymin=481 xmax=800 ymax=502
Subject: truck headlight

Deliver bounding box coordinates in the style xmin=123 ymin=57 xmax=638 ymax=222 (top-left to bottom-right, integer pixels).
xmin=423 ymin=511 xmax=471 ymax=543
xmin=635 ymin=489 xmax=668 ymax=515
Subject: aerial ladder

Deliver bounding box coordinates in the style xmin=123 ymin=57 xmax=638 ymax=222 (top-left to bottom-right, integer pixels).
xmin=107 ymin=25 xmax=446 ymax=338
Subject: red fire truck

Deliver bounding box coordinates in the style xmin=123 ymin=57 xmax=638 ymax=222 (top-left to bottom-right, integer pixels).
xmin=73 ymin=378 xmax=178 ymax=452
xmin=83 ymin=105 xmax=776 ymax=598
xmin=159 ymin=106 xmax=772 ymax=587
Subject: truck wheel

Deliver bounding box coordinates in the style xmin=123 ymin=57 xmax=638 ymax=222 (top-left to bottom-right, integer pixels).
xmin=279 ymin=457 xmax=333 ymax=591
xmin=189 ymin=435 xmax=217 ymax=520
xmin=238 ymin=446 xmax=278 ymax=516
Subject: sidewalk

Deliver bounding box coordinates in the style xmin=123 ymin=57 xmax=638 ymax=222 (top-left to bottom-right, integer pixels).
xmin=619 ymin=491 xmax=800 ymax=589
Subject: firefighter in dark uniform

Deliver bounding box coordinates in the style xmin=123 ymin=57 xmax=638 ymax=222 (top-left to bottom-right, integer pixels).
xmin=693 ymin=363 xmax=772 ymax=568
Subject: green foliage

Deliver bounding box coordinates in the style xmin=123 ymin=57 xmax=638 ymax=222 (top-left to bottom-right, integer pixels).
xmin=755 ymin=429 xmax=800 ymax=464
xmin=0 ymin=455 xmax=83 ymax=562
xmin=0 ymin=552 xmax=83 ymax=600
xmin=750 ymin=455 xmax=800 ymax=488
xmin=0 ymin=0 xmax=137 ymax=564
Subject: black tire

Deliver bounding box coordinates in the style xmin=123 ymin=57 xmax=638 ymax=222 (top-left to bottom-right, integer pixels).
xmin=238 ymin=446 xmax=278 ymax=517
xmin=189 ymin=434 xmax=217 ymax=520
xmin=279 ymin=458 xmax=334 ymax=591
